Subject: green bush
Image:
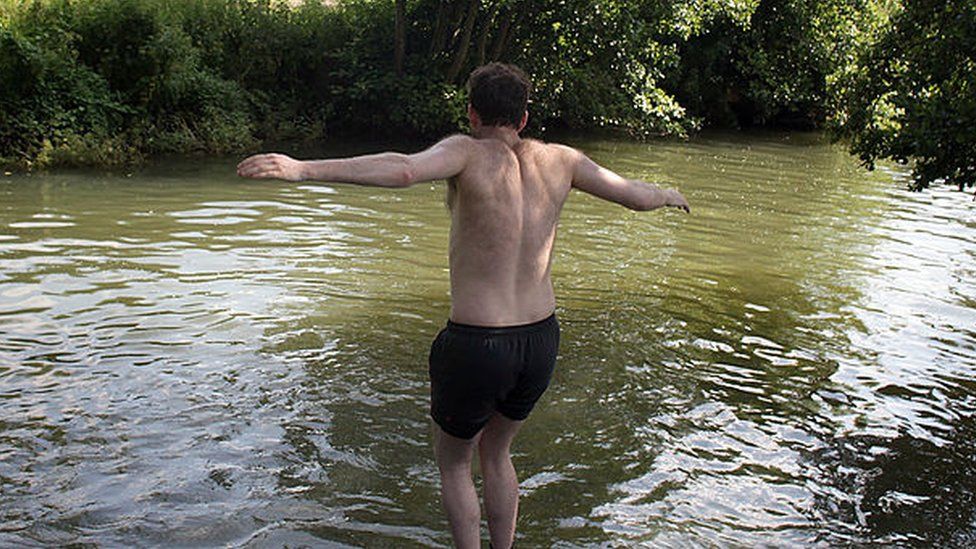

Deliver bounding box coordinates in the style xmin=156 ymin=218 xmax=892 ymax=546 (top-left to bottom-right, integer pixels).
xmin=667 ymin=0 xmax=879 ymax=129
xmin=0 ymin=0 xmax=265 ymax=168
xmin=0 ymin=24 xmax=133 ymax=168
xmin=832 ymin=0 xmax=976 ymax=191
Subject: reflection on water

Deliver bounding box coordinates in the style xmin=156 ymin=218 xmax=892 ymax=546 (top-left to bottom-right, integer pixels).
xmin=1 ymin=132 xmax=974 ymax=546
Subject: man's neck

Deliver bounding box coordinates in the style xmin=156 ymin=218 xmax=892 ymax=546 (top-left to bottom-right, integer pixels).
xmin=471 ymin=125 xmax=521 ymax=147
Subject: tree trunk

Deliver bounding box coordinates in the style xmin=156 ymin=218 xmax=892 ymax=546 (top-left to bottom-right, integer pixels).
xmin=445 ymin=0 xmax=480 ymax=83
xmin=476 ymin=4 xmax=497 ymax=66
xmin=394 ymin=0 xmax=406 ymax=76
xmin=489 ymin=7 xmax=512 ymax=61
xmin=497 ymin=9 xmax=521 ymax=61
xmin=443 ymin=2 xmax=467 ymax=55
xmin=429 ymin=0 xmax=448 ymax=58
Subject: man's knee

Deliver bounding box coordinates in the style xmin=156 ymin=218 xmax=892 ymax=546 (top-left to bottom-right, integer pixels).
xmin=479 ymin=431 xmax=516 ymax=462
xmin=435 ymin=426 xmax=479 ymax=466
xmin=479 ymin=439 xmax=513 ymax=469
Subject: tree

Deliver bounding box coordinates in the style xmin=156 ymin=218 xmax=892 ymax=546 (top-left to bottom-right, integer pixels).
xmin=832 ymin=0 xmax=976 ymax=191
xmin=445 ymin=0 xmax=480 ymax=83
xmin=668 ymin=0 xmax=883 ymax=129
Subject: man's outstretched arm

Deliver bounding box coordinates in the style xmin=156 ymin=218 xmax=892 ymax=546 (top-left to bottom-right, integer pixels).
xmin=563 ymin=146 xmax=690 ymax=212
xmin=236 ymin=135 xmax=471 ymax=187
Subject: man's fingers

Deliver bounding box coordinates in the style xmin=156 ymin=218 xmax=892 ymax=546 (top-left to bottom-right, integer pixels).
xmin=238 ymin=164 xmax=277 ymax=178
xmin=238 ymin=158 xmax=281 ymax=178
xmin=672 ymin=190 xmax=690 ymax=213
xmin=244 ymin=168 xmax=281 ymax=179
xmin=237 ymin=158 xmax=262 ymax=176
xmin=238 ymin=165 xmax=264 ymax=178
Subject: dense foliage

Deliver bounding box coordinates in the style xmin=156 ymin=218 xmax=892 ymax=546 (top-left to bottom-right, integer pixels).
xmin=831 ymin=0 xmax=975 ymax=191
xmin=0 ymin=0 xmax=971 ymax=191
xmin=669 ymin=0 xmax=878 ymax=129
xmin=1 ymin=0 xmax=354 ymax=167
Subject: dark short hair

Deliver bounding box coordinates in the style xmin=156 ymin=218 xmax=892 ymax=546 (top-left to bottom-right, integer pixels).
xmin=466 ymin=63 xmax=531 ymax=128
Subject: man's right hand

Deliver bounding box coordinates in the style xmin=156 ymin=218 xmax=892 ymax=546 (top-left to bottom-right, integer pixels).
xmin=665 ymin=189 xmax=691 ymax=213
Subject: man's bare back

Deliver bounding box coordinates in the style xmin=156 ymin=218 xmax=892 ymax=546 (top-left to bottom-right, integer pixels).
xmin=447 ymin=135 xmax=571 ymax=326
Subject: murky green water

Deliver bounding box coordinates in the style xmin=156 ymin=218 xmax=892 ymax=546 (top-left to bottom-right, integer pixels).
xmin=1 ymin=132 xmax=975 ymax=547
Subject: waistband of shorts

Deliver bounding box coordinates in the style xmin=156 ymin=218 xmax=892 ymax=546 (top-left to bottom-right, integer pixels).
xmin=446 ymin=313 xmax=557 ymax=336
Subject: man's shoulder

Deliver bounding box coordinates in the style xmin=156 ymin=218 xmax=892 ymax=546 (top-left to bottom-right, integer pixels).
xmin=543 ymin=140 xmax=579 ymax=155
xmin=433 ymin=133 xmax=477 ymax=149
xmin=437 ymin=133 xmax=516 ymax=158
xmin=517 ymin=138 xmax=576 ymax=155
xmin=516 ymin=139 xmax=580 ymax=165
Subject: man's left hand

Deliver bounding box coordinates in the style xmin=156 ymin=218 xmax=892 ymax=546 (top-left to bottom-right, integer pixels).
xmin=237 ymin=153 xmax=305 ymax=181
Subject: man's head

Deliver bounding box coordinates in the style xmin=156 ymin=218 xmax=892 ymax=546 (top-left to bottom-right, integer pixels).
xmin=466 ymin=63 xmax=531 ymax=132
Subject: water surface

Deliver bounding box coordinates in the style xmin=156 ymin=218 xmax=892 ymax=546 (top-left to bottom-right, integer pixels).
xmin=1 ymin=132 xmax=974 ymax=546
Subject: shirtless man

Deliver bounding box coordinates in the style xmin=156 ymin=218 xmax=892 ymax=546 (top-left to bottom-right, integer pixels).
xmin=237 ymin=63 xmax=689 ymax=548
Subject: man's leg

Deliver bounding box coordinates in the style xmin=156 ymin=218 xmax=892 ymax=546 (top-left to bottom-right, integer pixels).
xmin=434 ymin=426 xmax=482 ymax=549
xmin=478 ymin=413 xmax=522 ymax=549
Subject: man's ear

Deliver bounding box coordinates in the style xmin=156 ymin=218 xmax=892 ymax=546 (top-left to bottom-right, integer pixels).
xmin=467 ymin=105 xmax=481 ymax=129
xmin=517 ymin=111 xmax=528 ymax=133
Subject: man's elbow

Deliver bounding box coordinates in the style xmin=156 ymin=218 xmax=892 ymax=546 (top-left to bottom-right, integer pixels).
xmin=394 ymin=157 xmax=415 ymax=187
xmin=395 ymin=167 xmax=414 ymax=187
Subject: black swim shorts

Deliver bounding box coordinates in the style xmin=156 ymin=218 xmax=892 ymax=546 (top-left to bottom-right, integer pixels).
xmin=428 ymin=314 xmax=560 ymax=439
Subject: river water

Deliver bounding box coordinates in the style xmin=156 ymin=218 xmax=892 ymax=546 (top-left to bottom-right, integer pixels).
xmin=1 ymin=132 xmax=974 ymax=547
